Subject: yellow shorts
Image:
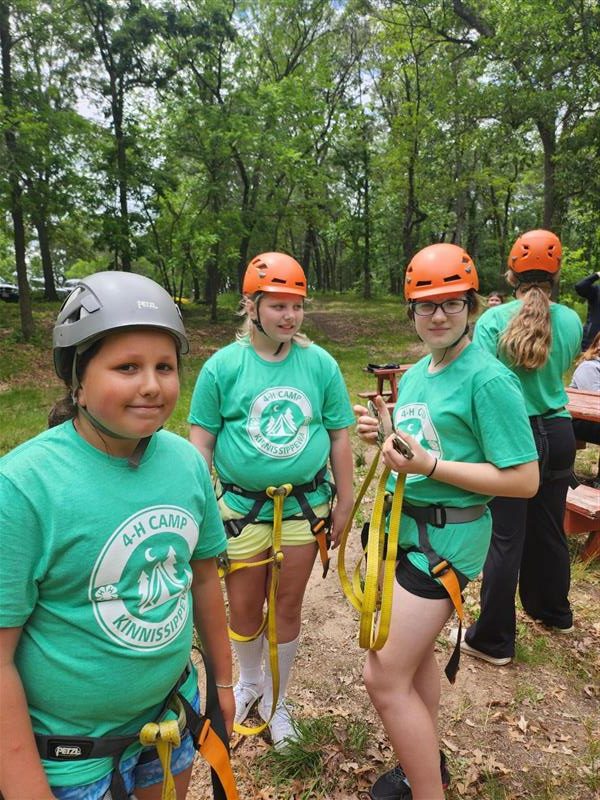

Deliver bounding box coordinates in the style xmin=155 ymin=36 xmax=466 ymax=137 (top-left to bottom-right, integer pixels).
xmin=218 ymin=496 xmax=331 ymax=560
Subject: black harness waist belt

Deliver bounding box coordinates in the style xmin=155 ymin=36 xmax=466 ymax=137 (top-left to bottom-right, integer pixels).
xmin=402 ymin=502 xmax=487 ymax=528
xmin=402 ymin=501 xmax=487 ymax=684
xmin=220 ymin=466 xmax=328 ymax=502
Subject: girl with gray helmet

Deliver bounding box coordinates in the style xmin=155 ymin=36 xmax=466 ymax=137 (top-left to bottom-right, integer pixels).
xmin=0 ymin=272 xmax=236 ymax=800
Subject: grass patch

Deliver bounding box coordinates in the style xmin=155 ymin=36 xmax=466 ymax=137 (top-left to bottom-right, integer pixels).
xmin=257 ymin=716 xmax=336 ymax=784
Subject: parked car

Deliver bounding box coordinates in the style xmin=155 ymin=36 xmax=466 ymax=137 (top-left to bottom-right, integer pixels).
xmin=0 ymin=278 xmax=19 ymax=302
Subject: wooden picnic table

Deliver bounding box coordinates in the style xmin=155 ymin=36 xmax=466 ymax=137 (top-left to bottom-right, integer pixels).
xmin=565 ymin=387 xmax=600 ymax=561
xmin=565 ymin=387 xmax=600 ymax=423
xmin=358 ymin=364 xmax=414 ymax=404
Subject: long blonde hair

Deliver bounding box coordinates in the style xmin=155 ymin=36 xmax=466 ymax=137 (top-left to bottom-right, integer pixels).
xmin=235 ymin=294 xmax=312 ymax=348
xmin=499 ymin=271 xmax=554 ymax=369
xmin=575 ymin=331 xmax=600 ymax=366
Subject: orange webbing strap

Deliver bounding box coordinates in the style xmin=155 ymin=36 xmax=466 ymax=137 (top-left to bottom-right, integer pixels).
xmin=198 ymin=719 xmax=240 ymax=800
xmin=433 ymin=561 xmax=464 ymax=684
xmin=312 ymin=519 xmax=331 ymax=577
xmin=231 ymin=484 xmax=289 ymax=737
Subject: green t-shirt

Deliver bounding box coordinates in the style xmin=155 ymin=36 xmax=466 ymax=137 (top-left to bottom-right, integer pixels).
xmin=188 ymin=340 xmax=355 ymax=519
xmin=387 ymin=344 xmax=538 ymax=579
xmin=473 ymin=300 xmax=582 ymax=417
xmin=0 ymin=423 xmax=226 ymax=787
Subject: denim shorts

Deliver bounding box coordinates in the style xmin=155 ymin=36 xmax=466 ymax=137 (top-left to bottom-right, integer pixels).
xmin=51 ymin=690 xmax=199 ymax=800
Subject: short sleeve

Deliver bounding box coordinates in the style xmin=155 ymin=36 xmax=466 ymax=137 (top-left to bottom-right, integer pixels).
xmin=191 ymin=456 xmax=226 ymax=560
xmin=0 ymin=476 xmax=46 ymax=626
xmin=321 ymin=359 xmax=355 ymax=430
xmin=471 ymin=374 xmax=538 ymax=469
xmin=188 ymin=363 xmax=222 ymax=434
xmin=473 ymin=312 xmax=500 ymax=357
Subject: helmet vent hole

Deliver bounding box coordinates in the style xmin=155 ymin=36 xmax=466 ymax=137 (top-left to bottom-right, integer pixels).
xmin=443 ymin=274 xmax=461 ymax=283
xmin=415 ymin=279 xmax=432 ymax=287
xmin=272 ymin=277 xmax=286 ymax=284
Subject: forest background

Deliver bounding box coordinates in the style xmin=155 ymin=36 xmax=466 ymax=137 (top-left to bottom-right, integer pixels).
xmin=1 ymin=0 xmax=600 ymax=339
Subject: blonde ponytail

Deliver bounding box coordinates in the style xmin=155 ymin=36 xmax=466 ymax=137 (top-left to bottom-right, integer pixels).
xmin=499 ymin=273 xmax=553 ymax=369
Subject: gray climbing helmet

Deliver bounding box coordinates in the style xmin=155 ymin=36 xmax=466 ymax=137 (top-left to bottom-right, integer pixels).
xmin=53 ymin=271 xmax=189 ymax=382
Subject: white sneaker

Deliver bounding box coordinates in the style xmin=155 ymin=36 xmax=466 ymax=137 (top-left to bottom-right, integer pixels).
xmin=448 ymin=627 xmax=512 ymax=666
xmin=258 ymin=699 xmax=299 ymax=750
xmin=233 ymin=682 xmax=262 ymax=725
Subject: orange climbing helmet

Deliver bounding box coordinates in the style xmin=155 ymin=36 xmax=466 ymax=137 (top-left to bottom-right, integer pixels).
xmin=243 ymin=252 xmax=307 ymax=297
xmin=508 ymin=229 xmax=562 ymax=274
xmin=404 ymin=243 xmax=479 ymax=301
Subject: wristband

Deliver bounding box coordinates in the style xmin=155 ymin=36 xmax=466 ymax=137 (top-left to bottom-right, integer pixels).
xmin=426 ymin=457 xmax=438 ymax=478
xmin=215 ymin=682 xmax=234 ymax=689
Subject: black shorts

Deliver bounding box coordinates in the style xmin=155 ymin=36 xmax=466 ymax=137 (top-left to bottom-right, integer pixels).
xmin=395 ymin=550 xmax=469 ymax=600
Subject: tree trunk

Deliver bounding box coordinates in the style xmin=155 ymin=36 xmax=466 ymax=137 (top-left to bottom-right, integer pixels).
xmin=0 ymin=1 xmax=34 ymax=339
xmin=537 ymin=120 xmax=559 ymax=232
xmin=33 ymin=215 xmax=58 ymax=301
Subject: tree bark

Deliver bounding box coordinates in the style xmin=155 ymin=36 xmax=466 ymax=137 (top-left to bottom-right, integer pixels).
xmin=0 ymin=1 xmax=34 ymax=339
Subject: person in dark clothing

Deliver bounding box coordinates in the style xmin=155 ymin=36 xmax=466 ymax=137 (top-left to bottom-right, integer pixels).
xmin=574 ymin=270 xmax=600 ymax=350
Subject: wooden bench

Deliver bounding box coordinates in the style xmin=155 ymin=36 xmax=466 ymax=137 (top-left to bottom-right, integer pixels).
xmin=564 ymin=484 xmax=600 ymax=561
xmin=357 ymin=390 xmax=393 ymax=401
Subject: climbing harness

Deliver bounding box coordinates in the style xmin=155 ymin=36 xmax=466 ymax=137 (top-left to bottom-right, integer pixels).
xmin=402 ymin=502 xmax=485 ymax=683
xmin=218 ymin=474 xmax=333 ymax=737
xmin=338 ymin=401 xmax=411 ymax=650
xmin=219 ymin=466 xmax=334 ymax=578
xmin=35 ymin=654 xmax=239 ymax=800
xmin=338 ymin=400 xmax=486 ymax=682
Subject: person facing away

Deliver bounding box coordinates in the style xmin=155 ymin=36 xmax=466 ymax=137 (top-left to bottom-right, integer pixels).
xmin=188 ymin=252 xmax=354 ymax=750
xmin=574 ymin=268 xmax=600 ymax=350
xmin=0 ymin=272 xmax=233 ymax=800
xmin=569 ymin=331 xmax=600 ymax=455
xmin=354 ymin=243 xmax=539 ymax=800
xmin=456 ymin=229 xmax=583 ymax=671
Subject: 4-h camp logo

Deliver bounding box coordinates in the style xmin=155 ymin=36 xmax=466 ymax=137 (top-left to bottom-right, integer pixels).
xmin=247 ymin=386 xmax=312 ymax=459
xmin=89 ymin=506 xmax=199 ymax=651
xmin=394 ymin=402 xmax=442 ymax=482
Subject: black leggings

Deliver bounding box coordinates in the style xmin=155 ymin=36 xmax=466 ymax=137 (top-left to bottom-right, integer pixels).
xmin=466 ymin=416 xmax=575 ymax=658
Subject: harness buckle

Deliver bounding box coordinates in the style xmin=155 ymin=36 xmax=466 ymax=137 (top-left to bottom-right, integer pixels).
xmin=432 ymin=506 xmax=447 ymax=528
xmin=266 ymin=484 xmax=293 ymax=498
xmin=430 ymin=559 xmax=451 ymax=578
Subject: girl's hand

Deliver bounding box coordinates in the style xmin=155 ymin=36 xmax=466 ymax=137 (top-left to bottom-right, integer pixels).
xmin=381 ymin=432 xmax=436 ymax=477
xmin=353 ymin=400 xmax=381 ymax=445
xmin=329 ymin=498 xmax=354 ymax=549
xmin=217 ymin=686 xmax=235 ymax=737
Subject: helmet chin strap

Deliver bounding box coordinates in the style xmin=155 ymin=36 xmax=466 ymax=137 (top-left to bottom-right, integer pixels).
xmin=71 ymin=350 xmax=152 ymax=468
xmin=432 ymin=324 xmax=470 ymax=367
xmin=251 ymin=299 xmax=286 ymax=356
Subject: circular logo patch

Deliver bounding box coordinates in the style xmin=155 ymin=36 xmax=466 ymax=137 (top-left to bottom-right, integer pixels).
xmin=247 ymin=386 xmax=312 ymax=459
xmin=89 ymin=506 xmax=199 ymax=651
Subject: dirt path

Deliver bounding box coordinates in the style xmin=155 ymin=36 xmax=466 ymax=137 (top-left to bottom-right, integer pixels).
xmin=189 ymin=519 xmax=599 ymax=799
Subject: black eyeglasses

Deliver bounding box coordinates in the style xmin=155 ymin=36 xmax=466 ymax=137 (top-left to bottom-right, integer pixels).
xmin=411 ymin=298 xmax=469 ymax=316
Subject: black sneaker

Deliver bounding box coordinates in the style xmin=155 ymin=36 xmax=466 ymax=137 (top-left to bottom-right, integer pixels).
xmin=369 ymin=751 xmax=450 ymax=799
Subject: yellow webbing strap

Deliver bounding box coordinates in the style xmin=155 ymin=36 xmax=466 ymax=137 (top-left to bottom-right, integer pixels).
xmin=338 ymin=453 xmax=405 ymax=651
xmin=139 ymin=719 xmax=181 ymax=800
xmin=231 ymin=484 xmax=290 ymax=737
xmin=359 ymin=466 xmax=404 ymax=649
xmin=198 ymin=718 xmax=240 ymax=800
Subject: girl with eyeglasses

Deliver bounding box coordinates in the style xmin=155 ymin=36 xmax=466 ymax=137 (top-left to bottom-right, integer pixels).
xmin=354 ymin=243 xmax=539 ymax=800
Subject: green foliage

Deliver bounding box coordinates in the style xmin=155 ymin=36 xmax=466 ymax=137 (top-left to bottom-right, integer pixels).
xmin=1 ymin=0 xmax=599 ymax=314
